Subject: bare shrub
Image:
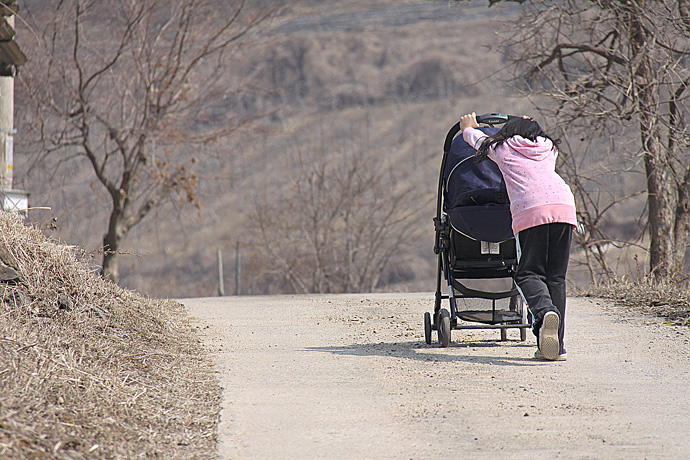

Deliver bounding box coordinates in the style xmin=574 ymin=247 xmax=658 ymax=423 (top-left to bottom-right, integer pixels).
xmin=249 ymin=131 xmax=419 ymax=294
xmin=545 ymin=123 xmax=647 ymax=285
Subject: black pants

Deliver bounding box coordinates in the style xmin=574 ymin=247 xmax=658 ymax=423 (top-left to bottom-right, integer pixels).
xmin=514 ymin=223 xmax=572 ymax=353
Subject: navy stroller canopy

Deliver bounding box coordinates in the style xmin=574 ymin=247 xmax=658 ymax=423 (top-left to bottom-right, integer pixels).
xmin=443 ymin=126 xmax=513 ymax=243
xmin=443 ymin=127 xmax=508 ymax=209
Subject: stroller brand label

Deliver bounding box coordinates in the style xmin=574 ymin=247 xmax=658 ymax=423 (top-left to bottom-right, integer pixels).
xmin=481 ymin=241 xmax=500 ymax=255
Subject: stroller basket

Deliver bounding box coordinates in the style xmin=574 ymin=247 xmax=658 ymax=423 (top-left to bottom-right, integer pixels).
xmin=424 ymin=114 xmax=531 ymax=347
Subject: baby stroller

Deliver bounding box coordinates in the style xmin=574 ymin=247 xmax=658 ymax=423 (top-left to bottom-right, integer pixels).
xmin=425 ymin=113 xmax=531 ymax=347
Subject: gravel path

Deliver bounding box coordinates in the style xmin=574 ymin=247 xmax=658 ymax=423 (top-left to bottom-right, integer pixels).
xmin=183 ymin=293 xmax=690 ymax=459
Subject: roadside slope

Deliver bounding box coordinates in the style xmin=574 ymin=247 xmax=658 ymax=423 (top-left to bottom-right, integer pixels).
xmin=0 ymin=212 xmax=220 ymax=460
xmin=184 ymin=293 xmax=690 ymax=459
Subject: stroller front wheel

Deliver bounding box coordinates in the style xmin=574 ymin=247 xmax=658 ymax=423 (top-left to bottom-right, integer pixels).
xmin=438 ymin=309 xmax=451 ymax=347
xmin=424 ymin=312 xmax=433 ymax=345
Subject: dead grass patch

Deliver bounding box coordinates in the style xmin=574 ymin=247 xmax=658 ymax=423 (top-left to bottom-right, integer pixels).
xmin=585 ymin=278 xmax=690 ymax=326
xmin=0 ymin=212 xmax=220 ymax=459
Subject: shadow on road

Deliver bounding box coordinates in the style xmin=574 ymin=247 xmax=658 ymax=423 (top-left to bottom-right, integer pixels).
xmin=304 ymin=339 xmax=546 ymax=367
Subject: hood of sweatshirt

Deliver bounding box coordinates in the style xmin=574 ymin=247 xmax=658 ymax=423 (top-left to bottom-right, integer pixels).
xmin=505 ymin=135 xmax=554 ymax=161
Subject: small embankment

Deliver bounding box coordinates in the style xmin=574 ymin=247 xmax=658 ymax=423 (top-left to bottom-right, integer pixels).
xmin=0 ymin=212 xmax=220 ymax=460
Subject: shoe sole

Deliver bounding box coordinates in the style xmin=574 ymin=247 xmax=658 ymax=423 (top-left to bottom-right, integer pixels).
xmin=534 ymin=350 xmax=567 ymax=361
xmin=539 ymin=312 xmax=560 ymax=361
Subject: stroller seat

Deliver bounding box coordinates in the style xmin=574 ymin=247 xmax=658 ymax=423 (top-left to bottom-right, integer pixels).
xmin=448 ymin=204 xmax=516 ymax=277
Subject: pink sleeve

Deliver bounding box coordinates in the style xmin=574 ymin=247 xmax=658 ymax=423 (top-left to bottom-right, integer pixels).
xmin=462 ymin=127 xmax=488 ymax=150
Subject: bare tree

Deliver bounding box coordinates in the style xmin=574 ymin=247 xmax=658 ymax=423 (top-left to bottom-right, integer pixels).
xmin=496 ymin=0 xmax=690 ymax=280
xmin=18 ymin=0 xmax=279 ymax=282
xmin=554 ymin=127 xmax=647 ymax=283
xmin=252 ymin=133 xmax=419 ymax=294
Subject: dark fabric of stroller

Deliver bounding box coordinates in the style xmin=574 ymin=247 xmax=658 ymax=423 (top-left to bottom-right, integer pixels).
xmin=443 ymin=127 xmax=513 ymax=243
xmin=448 ymin=205 xmax=513 ymax=243
xmin=443 ymin=127 xmax=507 ymax=208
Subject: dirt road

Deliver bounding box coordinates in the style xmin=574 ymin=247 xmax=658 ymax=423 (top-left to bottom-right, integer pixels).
xmin=183 ymin=293 xmax=690 ymax=459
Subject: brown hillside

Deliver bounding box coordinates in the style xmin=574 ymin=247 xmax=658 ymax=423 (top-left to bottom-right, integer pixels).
xmin=16 ymin=1 xmax=530 ymax=297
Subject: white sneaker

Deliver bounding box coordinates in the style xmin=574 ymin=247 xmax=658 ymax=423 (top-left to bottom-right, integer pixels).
xmin=534 ymin=349 xmax=567 ymax=361
xmin=538 ymin=311 xmax=560 ymax=361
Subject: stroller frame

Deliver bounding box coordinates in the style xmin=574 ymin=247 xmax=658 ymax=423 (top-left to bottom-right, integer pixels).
xmin=426 ymin=113 xmax=531 ymax=347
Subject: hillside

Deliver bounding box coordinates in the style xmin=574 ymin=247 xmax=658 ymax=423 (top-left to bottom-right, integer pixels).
xmin=0 ymin=212 xmax=220 ymax=459
xmin=16 ymin=0 xmax=537 ymax=297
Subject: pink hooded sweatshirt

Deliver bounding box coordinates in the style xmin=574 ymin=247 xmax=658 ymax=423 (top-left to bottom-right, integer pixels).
xmin=463 ymin=127 xmax=577 ymax=235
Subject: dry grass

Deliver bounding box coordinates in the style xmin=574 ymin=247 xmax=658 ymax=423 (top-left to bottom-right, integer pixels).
xmin=585 ymin=278 xmax=690 ymax=327
xmin=0 ymin=212 xmax=220 ymax=459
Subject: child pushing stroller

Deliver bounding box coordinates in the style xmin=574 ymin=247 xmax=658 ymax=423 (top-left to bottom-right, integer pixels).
xmin=459 ymin=112 xmax=577 ymax=361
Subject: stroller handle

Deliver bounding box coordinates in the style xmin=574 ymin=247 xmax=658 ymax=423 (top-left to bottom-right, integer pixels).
xmin=476 ymin=113 xmax=510 ymax=125
xmin=442 ymin=113 xmax=514 ymax=158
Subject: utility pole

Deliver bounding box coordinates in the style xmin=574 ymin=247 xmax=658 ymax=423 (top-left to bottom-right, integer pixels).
xmin=0 ymin=0 xmax=27 ymax=216
xmin=235 ymin=241 xmax=241 ymax=296
xmin=217 ymin=248 xmax=225 ymax=296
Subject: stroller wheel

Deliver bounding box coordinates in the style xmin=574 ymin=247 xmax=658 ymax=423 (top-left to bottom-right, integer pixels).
xmin=438 ymin=309 xmax=451 ymax=347
xmin=424 ymin=312 xmax=432 ymax=345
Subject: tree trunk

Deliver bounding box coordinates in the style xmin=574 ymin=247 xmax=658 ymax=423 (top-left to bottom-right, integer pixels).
xmin=670 ymin=83 xmax=690 ymax=274
xmin=102 ymin=197 xmax=129 ymax=284
xmin=102 ymin=241 xmax=120 ymax=283
xmin=643 ymin=132 xmax=676 ymax=279
xmin=640 ymin=97 xmax=675 ymax=278
xmin=629 ymin=8 xmax=676 ymax=279
xmin=673 ymin=184 xmax=690 ymax=274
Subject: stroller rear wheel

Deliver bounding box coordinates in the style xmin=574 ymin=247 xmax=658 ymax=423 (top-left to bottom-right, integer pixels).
xmin=510 ymin=294 xmax=529 ymax=341
xmin=438 ymin=309 xmax=451 ymax=347
xmin=424 ymin=312 xmax=432 ymax=345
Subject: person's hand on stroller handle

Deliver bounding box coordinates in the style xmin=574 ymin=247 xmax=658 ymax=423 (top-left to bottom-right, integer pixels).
xmin=459 ymin=112 xmax=479 ymax=131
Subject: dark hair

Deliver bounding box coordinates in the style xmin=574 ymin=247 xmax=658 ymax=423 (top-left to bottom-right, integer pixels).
xmin=475 ymin=117 xmax=560 ymax=162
